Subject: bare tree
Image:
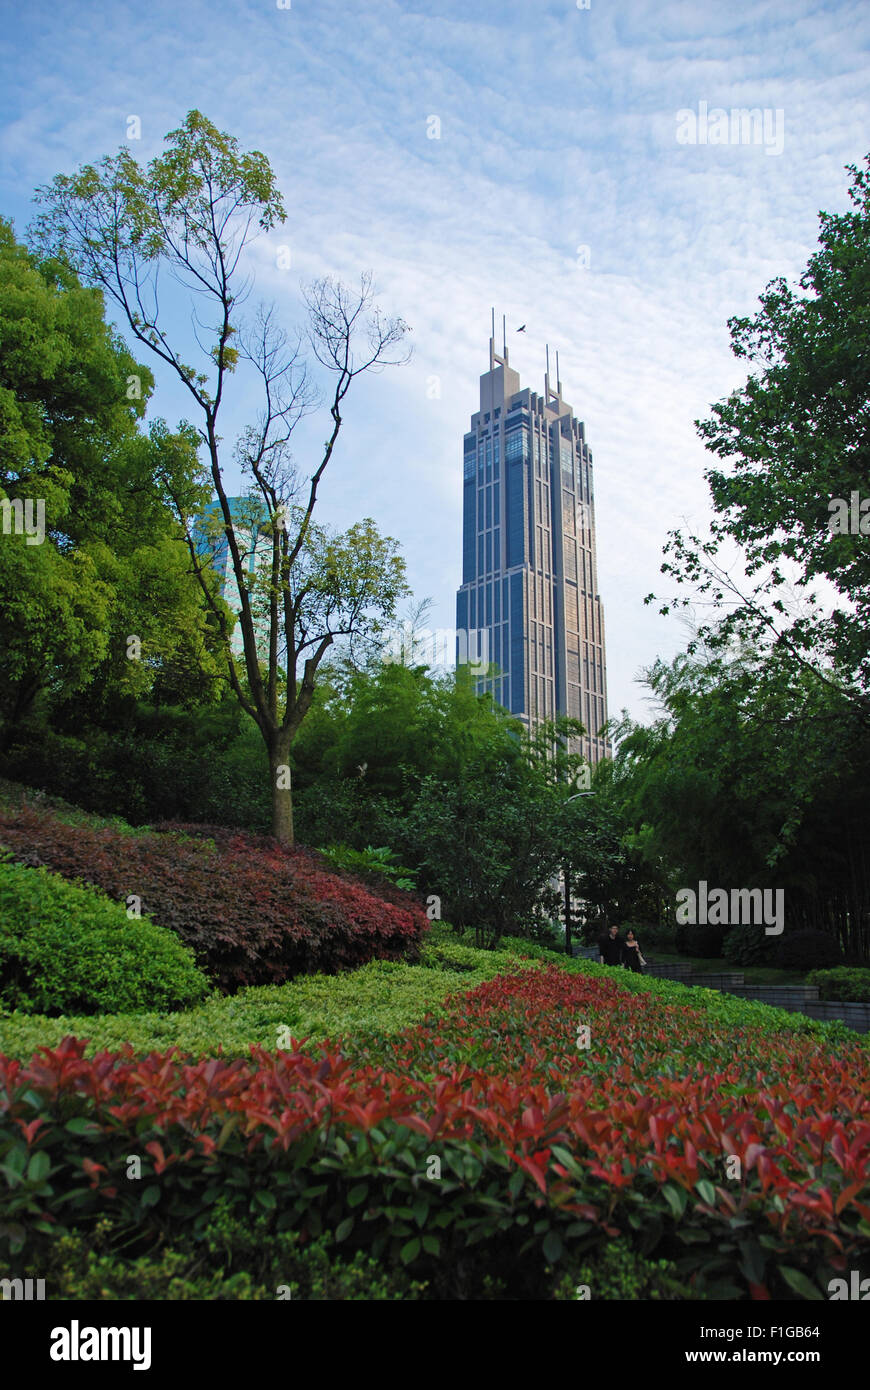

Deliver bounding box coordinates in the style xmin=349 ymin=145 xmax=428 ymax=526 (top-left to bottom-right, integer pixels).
xmin=32 ymin=110 xmax=412 ymax=841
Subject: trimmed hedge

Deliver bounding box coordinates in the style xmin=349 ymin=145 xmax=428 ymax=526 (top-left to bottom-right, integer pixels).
xmin=807 ymin=967 xmax=870 ymax=1003
xmin=0 ymin=931 xmax=858 ymax=1062
xmin=0 ymin=859 xmax=210 ymax=1016
xmin=0 ymin=806 xmax=428 ymax=992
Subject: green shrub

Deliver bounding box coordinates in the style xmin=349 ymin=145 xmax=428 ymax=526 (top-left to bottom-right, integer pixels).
xmin=806 ymin=966 xmax=870 ymax=1002
xmin=723 ymin=923 xmax=777 ymax=966
xmin=0 ymin=859 xmax=210 ymax=1015
xmin=555 ymin=1241 xmax=702 ymax=1300
xmin=317 ymin=843 xmax=417 ymax=891
xmin=22 ymin=1210 xmax=428 ymax=1300
xmin=418 ymin=941 xmax=490 ymax=972
xmin=774 ymin=928 xmax=841 ymax=971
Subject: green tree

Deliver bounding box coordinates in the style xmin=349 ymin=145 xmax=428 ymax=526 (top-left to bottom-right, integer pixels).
xmin=613 ymin=648 xmax=870 ymax=961
xmin=32 ymin=110 xmax=411 ymax=843
xmin=650 ymin=155 xmax=870 ymax=718
xmin=0 ymin=218 xmax=217 ymax=746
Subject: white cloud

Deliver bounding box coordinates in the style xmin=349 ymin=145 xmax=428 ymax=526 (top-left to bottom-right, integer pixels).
xmin=1 ymin=0 xmax=867 ymax=724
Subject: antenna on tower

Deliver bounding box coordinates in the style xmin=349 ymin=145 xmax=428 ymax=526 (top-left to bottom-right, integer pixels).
xmin=490 ymin=306 xmax=495 ymax=370
xmin=502 ymin=314 xmax=506 ymax=359
xmin=556 ymin=350 xmax=561 ymax=397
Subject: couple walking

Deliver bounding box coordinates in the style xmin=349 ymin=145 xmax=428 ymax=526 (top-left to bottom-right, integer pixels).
xmin=597 ymin=924 xmax=646 ymax=973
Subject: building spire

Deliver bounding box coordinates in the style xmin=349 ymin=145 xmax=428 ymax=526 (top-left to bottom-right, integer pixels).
xmin=489 ymin=307 xmax=508 ymax=369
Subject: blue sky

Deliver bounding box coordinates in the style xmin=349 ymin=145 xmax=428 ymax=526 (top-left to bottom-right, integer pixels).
xmin=1 ymin=0 xmax=868 ymax=724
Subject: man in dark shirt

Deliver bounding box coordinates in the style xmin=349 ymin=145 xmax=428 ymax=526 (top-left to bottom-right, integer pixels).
xmin=598 ymin=923 xmax=622 ymax=966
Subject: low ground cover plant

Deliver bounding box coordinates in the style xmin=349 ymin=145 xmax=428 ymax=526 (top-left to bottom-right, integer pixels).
xmin=2 ymin=964 xmax=866 ymax=1300
xmin=0 ymin=805 xmax=427 ymax=991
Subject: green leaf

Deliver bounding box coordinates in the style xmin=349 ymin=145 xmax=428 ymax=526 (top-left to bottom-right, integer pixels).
xmin=662 ymin=1184 xmax=687 ymax=1220
xmin=3 ymin=1145 xmax=27 ymax=1176
xmin=347 ymin=1183 xmax=368 ymax=1208
xmin=508 ymin=1169 xmax=525 ymax=1199
xmin=695 ymin=1179 xmax=716 ymax=1206
xmin=140 ymin=1184 xmax=160 ymax=1208
xmin=542 ymin=1230 xmax=563 ymax=1264
xmin=550 ymin=1144 xmax=582 ymax=1175
xmin=779 ymin=1266 xmax=823 ymax=1300
xmin=26 ymin=1151 xmax=50 ymax=1183
xmin=565 ymin=1221 xmax=592 ymax=1237
xmin=1 ymin=1223 xmax=26 ymax=1254
xmin=400 ymin=1237 xmax=421 ymax=1264
xmin=254 ymin=1189 xmax=277 ymax=1210
xmin=64 ymin=1117 xmax=100 ymax=1136
xmin=334 ymin=1216 xmax=354 ymax=1243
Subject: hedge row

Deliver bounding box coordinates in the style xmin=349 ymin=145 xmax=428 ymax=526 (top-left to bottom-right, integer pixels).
xmin=2 ymin=965 xmax=867 ymax=1299
xmin=806 ymin=967 xmax=870 ymax=1003
xmin=0 ymin=806 xmax=427 ymax=991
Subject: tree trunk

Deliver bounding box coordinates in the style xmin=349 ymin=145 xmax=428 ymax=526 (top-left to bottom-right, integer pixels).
xmin=269 ymin=730 xmax=295 ymax=845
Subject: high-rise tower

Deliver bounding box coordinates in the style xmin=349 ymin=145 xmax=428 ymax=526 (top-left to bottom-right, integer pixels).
xmin=455 ymin=316 xmax=610 ymax=763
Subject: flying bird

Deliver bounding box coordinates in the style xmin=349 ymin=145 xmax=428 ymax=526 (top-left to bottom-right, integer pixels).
xmin=517 ymin=324 xmax=527 ymax=332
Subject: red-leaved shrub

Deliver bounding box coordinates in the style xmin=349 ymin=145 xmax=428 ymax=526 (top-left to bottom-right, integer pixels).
xmin=0 ymin=807 xmax=427 ymax=991
xmin=1 ymin=967 xmax=868 ymax=1298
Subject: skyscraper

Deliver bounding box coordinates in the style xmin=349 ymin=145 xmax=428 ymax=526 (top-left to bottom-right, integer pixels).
xmin=192 ymin=496 xmax=270 ymax=660
xmin=455 ymin=317 xmax=610 ymax=763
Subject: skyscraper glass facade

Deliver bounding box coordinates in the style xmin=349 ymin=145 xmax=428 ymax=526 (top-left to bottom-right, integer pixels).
xmin=456 ymin=333 xmax=610 ymax=763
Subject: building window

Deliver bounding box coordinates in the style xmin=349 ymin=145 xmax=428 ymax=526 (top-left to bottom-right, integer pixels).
xmin=504 ymin=428 xmax=528 ymax=463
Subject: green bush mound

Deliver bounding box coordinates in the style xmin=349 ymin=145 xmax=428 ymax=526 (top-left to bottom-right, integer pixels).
xmin=723 ymin=923 xmax=777 ymax=966
xmin=0 ymin=803 xmax=427 ymax=991
xmin=0 ymin=858 xmax=210 ymax=1016
xmin=807 ymin=966 xmax=870 ymax=1003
